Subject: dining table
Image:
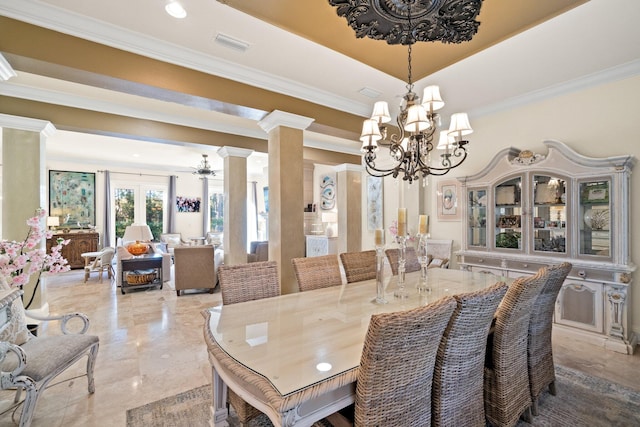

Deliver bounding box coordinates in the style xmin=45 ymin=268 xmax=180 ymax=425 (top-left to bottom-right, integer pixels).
xmin=202 ymin=268 xmax=513 ymax=427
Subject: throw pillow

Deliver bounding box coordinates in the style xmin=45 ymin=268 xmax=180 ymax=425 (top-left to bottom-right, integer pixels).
xmin=0 ymin=279 xmax=30 ymax=346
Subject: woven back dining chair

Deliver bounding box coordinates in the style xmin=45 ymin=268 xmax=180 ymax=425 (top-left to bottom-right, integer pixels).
xmin=432 ymin=281 xmax=509 ymax=427
xmin=528 ymin=262 xmax=572 ymax=415
xmin=355 ymin=297 xmax=457 ymax=427
xmin=339 ymin=250 xmax=377 ymax=283
xmin=291 ymin=255 xmax=342 ymax=292
xmin=218 ymin=261 xmax=280 ymax=305
xmin=384 ymin=247 xmax=423 ymax=275
xmin=484 ymin=267 xmax=549 ymax=427
xmin=217 ymin=260 xmax=281 ymax=425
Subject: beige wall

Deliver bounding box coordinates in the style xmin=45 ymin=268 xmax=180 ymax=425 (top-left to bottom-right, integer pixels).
xmin=422 ymin=74 xmax=640 ymax=336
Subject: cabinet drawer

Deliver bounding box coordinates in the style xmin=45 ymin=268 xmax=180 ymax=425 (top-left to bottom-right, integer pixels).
xmin=461 ymin=255 xmax=502 ymax=269
xmin=505 ymin=260 xmax=546 ymax=273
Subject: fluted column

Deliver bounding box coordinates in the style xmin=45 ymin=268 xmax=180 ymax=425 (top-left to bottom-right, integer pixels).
xmin=258 ymin=111 xmax=314 ymax=294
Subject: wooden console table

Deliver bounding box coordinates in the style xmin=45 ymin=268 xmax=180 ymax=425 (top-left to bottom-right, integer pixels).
xmin=47 ymin=232 xmax=99 ymax=269
xmin=120 ymin=254 xmax=163 ymax=294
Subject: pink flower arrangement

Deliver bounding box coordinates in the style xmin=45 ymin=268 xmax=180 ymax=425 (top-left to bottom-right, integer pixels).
xmin=0 ymin=208 xmax=70 ymax=287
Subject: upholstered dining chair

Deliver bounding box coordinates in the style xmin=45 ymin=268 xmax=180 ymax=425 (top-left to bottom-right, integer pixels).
xmin=384 ymin=247 xmax=422 ymax=275
xmin=484 ymin=267 xmax=549 ymax=427
xmin=217 ymin=261 xmax=281 ymax=425
xmin=528 ymin=262 xmax=572 ymax=415
xmin=354 ymin=296 xmax=457 ymax=426
xmin=0 ymin=288 xmax=99 ymax=427
xmin=292 ymin=255 xmax=342 ymax=292
xmin=339 ymin=250 xmax=377 ymax=283
xmin=83 ymin=246 xmax=115 ymax=283
xmin=432 ymin=281 xmax=509 ymax=427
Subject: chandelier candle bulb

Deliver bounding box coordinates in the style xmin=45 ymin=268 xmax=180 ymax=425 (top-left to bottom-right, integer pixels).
xmin=397 ymin=208 xmax=407 ymax=236
xmin=419 ymin=215 xmax=428 ymax=235
xmin=375 ymin=229 xmax=384 ymax=246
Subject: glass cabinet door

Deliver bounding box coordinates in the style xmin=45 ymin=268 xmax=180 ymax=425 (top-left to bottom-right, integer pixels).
xmin=579 ymin=180 xmax=611 ymax=257
xmin=467 ymin=188 xmax=487 ymax=247
xmin=494 ymin=176 xmax=522 ymax=250
xmin=532 ymin=175 xmax=567 ymax=254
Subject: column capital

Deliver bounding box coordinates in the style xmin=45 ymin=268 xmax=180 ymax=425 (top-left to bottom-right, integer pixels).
xmin=217 ymin=146 xmax=253 ymax=159
xmin=0 ymin=114 xmax=56 ymax=137
xmin=0 ymin=54 xmax=17 ymax=81
xmin=257 ymin=110 xmax=314 ymax=133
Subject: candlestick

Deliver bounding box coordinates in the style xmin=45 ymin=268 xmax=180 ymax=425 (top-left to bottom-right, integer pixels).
xmin=397 ymin=208 xmax=407 ymax=237
xmin=419 ymin=215 xmax=428 ymax=235
xmin=375 ymin=245 xmax=387 ymax=304
xmin=416 ymin=234 xmax=430 ymax=293
xmin=393 ymin=235 xmax=409 ymax=298
xmin=375 ymin=228 xmax=384 ymax=246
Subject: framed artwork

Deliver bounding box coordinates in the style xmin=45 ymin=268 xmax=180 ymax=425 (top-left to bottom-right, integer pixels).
xmin=367 ymin=176 xmax=383 ymax=230
xmin=437 ymin=180 xmax=461 ymax=221
xmin=49 ymin=170 xmax=96 ymax=229
xmin=320 ymin=173 xmax=336 ymax=210
xmin=176 ymin=196 xmax=201 ymax=212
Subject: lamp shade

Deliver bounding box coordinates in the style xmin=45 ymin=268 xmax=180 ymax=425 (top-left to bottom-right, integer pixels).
xmin=422 ymin=85 xmax=445 ymax=112
xmin=123 ymin=224 xmax=154 ymax=255
xmin=360 ymin=119 xmax=382 ymax=152
xmin=437 ymin=130 xmax=455 ymax=149
xmin=46 ymin=216 xmax=60 ymax=227
xmin=404 ymin=105 xmax=430 ymax=133
xmin=448 ymin=113 xmax=473 ymax=139
xmin=371 ymin=101 xmax=391 ymax=123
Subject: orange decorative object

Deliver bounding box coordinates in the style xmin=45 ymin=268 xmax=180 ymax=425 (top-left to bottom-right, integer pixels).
xmin=127 ymin=241 xmax=148 ymax=256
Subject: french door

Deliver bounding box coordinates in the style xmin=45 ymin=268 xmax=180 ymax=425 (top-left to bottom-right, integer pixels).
xmin=113 ymin=182 xmax=167 ymax=240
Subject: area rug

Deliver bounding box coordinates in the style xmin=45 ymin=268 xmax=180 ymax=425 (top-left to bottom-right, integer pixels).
xmin=127 ymin=365 xmax=640 ymax=427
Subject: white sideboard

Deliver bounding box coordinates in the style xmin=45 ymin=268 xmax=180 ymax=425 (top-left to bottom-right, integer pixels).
xmin=305 ymin=236 xmax=338 ymax=257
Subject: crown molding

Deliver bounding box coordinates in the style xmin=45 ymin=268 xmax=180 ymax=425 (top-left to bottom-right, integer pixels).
xmin=470 ymin=59 xmax=640 ymax=118
xmin=0 ymin=0 xmax=371 ymax=117
xmin=217 ymin=146 xmax=253 ymax=159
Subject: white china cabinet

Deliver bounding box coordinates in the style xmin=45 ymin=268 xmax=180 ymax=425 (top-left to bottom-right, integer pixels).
xmin=457 ymin=140 xmax=636 ymax=354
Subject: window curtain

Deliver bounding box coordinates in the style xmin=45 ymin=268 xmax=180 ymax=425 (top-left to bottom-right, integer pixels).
xmin=103 ymin=170 xmax=112 ymax=247
xmin=247 ymin=181 xmax=258 ymax=251
xmin=202 ymin=178 xmax=210 ymax=237
xmin=168 ymin=175 xmax=177 ymax=233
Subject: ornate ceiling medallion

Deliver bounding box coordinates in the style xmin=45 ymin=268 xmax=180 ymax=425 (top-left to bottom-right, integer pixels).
xmin=328 ymin=0 xmax=483 ymax=45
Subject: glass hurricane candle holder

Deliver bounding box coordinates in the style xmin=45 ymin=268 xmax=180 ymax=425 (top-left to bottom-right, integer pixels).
xmin=416 ymin=234 xmax=430 ymax=293
xmin=393 ymin=235 xmax=409 ymax=298
xmin=374 ymin=244 xmax=388 ymax=304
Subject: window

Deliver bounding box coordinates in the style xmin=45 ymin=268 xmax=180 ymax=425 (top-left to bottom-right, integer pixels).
xmin=113 ymin=182 xmax=167 ymax=240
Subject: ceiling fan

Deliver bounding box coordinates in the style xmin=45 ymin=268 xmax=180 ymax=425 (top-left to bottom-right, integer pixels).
xmin=191 ymin=154 xmax=218 ymax=177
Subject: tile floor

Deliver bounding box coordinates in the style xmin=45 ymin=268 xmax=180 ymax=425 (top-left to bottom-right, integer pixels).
xmin=0 ymin=267 xmax=639 ymax=426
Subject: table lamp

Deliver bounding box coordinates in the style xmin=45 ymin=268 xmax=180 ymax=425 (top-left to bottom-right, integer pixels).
xmin=123 ymin=224 xmax=154 ymax=256
xmin=47 ymin=216 xmax=60 ymax=231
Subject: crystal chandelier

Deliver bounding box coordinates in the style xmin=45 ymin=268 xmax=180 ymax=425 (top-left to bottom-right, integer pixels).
xmin=356 ymin=4 xmax=475 ymax=184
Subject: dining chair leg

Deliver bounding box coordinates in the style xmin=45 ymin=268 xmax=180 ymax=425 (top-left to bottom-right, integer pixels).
xmin=522 ymin=406 xmax=533 ymax=423
xmin=532 ymin=398 xmax=540 ymax=416
xmin=549 ymin=381 xmax=557 ymax=396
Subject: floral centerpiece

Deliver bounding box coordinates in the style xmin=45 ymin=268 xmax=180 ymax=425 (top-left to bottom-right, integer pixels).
xmin=0 ymin=208 xmax=70 ymax=289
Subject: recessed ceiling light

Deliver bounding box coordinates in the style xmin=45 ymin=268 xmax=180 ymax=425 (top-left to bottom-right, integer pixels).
xmin=165 ymin=1 xmax=187 ymax=19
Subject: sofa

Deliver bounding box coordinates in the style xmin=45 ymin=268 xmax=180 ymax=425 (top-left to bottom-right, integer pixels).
xmin=173 ymin=245 xmax=224 ymax=296
xmin=248 ymin=241 xmax=268 ymax=263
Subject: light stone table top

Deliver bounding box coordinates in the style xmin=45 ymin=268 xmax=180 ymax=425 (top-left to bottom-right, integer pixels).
xmin=205 ymin=268 xmax=512 ymax=397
